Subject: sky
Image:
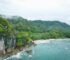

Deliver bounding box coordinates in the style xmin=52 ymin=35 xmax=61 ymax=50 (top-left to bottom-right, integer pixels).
xmin=0 ymin=0 xmax=70 ymax=25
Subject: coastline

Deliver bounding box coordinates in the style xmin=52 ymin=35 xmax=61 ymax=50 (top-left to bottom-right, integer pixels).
xmin=3 ymin=45 xmax=33 ymax=60
xmin=0 ymin=45 xmax=28 ymax=60
xmin=33 ymin=38 xmax=70 ymax=44
xmin=3 ymin=38 xmax=70 ymax=60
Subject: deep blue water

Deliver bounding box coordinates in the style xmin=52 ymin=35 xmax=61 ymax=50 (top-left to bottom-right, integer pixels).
xmin=5 ymin=39 xmax=70 ymax=60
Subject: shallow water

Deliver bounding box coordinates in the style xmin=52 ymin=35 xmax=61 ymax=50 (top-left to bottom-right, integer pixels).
xmin=5 ymin=39 xmax=70 ymax=60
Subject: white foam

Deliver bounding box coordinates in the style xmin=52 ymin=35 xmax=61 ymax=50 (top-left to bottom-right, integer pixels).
xmin=4 ymin=52 xmax=21 ymax=60
xmin=4 ymin=57 xmax=11 ymax=60
xmin=14 ymin=53 xmax=21 ymax=58
xmin=29 ymin=55 xmax=32 ymax=58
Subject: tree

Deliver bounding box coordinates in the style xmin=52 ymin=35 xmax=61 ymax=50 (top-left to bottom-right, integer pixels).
xmin=16 ymin=32 xmax=32 ymax=47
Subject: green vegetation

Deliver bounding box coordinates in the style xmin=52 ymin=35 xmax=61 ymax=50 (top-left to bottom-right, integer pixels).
xmin=8 ymin=16 xmax=70 ymax=39
xmin=16 ymin=32 xmax=32 ymax=47
xmin=0 ymin=15 xmax=70 ymax=51
xmin=0 ymin=16 xmax=16 ymax=52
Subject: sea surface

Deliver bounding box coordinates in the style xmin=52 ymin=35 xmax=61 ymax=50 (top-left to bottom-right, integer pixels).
xmin=4 ymin=39 xmax=70 ymax=60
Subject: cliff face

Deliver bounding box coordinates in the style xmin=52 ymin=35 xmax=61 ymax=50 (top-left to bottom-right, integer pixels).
xmin=0 ymin=39 xmax=5 ymax=55
xmin=0 ymin=40 xmax=4 ymax=50
xmin=0 ymin=37 xmax=16 ymax=55
xmin=0 ymin=16 xmax=16 ymax=55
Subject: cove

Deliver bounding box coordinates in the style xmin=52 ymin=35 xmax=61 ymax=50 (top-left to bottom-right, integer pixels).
xmin=5 ymin=39 xmax=70 ymax=60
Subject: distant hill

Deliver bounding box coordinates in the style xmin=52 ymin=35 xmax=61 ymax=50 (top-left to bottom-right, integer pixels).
xmin=7 ymin=16 xmax=70 ymax=33
xmin=31 ymin=20 xmax=70 ymax=32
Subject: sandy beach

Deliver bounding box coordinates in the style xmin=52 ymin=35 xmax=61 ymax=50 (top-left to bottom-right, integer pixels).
xmin=33 ymin=39 xmax=70 ymax=44
xmin=33 ymin=39 xmax=51 ymax=44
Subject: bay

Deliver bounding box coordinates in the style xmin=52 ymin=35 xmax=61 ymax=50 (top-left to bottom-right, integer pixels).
xmin=5 ymin=39 xmax=70 ymax=60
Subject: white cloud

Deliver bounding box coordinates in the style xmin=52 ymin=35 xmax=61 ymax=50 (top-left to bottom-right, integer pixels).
xmin=0 ymin=0 xmax=70 ymax=25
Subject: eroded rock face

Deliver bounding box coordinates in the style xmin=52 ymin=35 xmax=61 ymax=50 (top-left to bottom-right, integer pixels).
xmin=0 ymin=40 xmax=5 ymax=55
xmin=0 ymin=41 xmax=5 ymax=55
xmin=0 ymin=40 xmax=5 ymax=50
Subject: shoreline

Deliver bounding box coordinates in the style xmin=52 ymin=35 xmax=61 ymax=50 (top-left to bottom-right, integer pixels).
xmin=0 ymin=45 xmax=29 ymax=60
xmin=2 ymin=38 xmax=70 ymax=60
xmin=33 ymin=38 xmax=70 ymax=44
xmin=33 ymin=40 xmax=50 ymax=44
xmin=4 ymin=47 xmax=32 ymax=60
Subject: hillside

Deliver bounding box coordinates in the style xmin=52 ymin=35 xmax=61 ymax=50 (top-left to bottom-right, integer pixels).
xmin=31 ymin=20 xmax=70 ymax=32
xmin=8 ymin=16 xmax=70 ymax=33
xmin=6 ymin=16 xmax=70 ymax=39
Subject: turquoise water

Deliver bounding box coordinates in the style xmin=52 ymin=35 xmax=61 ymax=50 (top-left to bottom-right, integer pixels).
xmin=5 ymin=39 xmax=70 ymax=60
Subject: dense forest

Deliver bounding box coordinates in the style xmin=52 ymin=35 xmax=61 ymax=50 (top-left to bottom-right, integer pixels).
xmin=8 ymin=16 xmax=70 ymax=39
xmin=0 ymin=15 xmax=70 ymax=52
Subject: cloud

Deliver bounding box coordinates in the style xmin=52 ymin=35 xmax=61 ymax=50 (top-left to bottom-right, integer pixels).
xmin=0 ymin=0 xmax=70 ymax=25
